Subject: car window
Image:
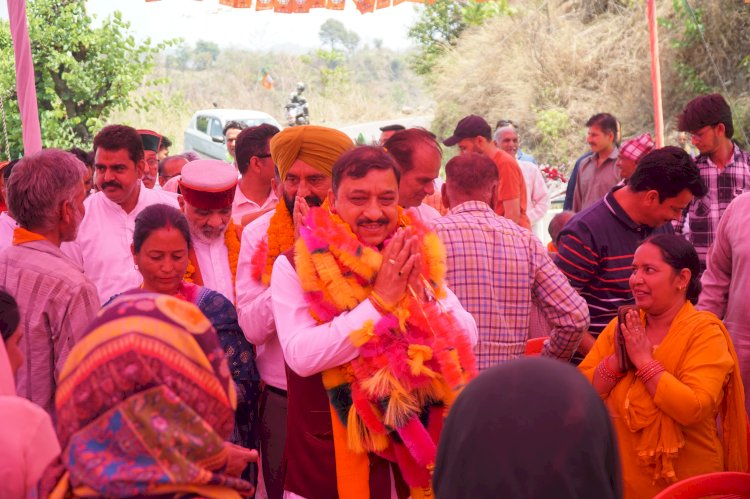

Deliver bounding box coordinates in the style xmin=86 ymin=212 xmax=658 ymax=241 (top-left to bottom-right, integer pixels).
xmin=240 ymin=118 xmax=276 ymax=127
xmin=210 ymin=118 xmax=223 ymax=137
xmin=196 ymin=115 xmax=209 ymax=134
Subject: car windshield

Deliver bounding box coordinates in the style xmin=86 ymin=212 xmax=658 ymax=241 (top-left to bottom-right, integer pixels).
xmin=238 ymin=118 xmax=275 ymax=127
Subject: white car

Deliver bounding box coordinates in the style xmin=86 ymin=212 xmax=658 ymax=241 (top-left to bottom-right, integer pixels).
xmin=183 ymin=109 xmax=282 ymax=160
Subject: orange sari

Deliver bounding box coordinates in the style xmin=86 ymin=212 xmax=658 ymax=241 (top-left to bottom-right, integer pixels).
xmin=580 ymin=301 xmax=747 ymax=498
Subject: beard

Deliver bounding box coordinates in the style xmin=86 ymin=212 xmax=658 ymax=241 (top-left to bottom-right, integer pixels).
xmin=188 ymin=217 xmax=226 ymax=244
xmin=283 ymin=192 xmax=324 ymax=214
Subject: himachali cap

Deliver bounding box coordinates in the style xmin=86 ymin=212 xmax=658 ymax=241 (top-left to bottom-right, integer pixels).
xmin=620 ymin=133 xmax=655 ymax=162
xmin=443 ymin=115 xmax=492 ymax=147
xmin=137 ymin=129 xmax=162 ymax=153
xmin=179 ymin=160 xmax=238 ymax=210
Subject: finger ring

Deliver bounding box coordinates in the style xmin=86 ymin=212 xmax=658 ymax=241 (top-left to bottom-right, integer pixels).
xmin=388 ymin=259 xmax=396 ymax=265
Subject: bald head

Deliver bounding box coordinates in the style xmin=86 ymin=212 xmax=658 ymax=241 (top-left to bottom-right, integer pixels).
xmin=443 ymin=153 xmax=498 ymax=209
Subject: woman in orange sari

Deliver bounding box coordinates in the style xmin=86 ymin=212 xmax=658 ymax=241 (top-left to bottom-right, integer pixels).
xmin=580 ymin=234 xmax=747 ymax=498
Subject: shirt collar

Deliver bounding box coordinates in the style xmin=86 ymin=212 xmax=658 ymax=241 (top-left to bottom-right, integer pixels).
xmin=448 ymin=200 xmax=495 ymax=215
xmin=603 ymin=186 xmax=649 ymax=232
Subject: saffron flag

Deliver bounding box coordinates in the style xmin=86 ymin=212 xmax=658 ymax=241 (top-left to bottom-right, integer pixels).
xmin=256 ymin=0 xmax=274 ymax=10
xmin=260 ymin=68 xmax=274 ymax=90
xmin=326 ymin=0 xmax=345 ymax=9
xmin=219 ymin=0 xmax=252 ymax=6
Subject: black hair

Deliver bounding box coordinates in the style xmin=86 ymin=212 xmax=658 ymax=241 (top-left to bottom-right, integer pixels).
xmin=629 ymin=146 xmax=707 ymax=201
xmin=133 ymin=204 xmax=192 ymax=253
xmin=677 ymin=93 xmax=734 ymax=139
xmin=0 ymin=290 xmax=20 ymax=342
xmin=641 ymin=234 xmax=702 ymax=304
xmin=93 ymin=124 xmax=145 ymax=164
xmin=2 ymin=159 xmax=20 ymax=182
xmin=445 ymin=153 xmax=498 ymax=193
xmin=160 ymin=136 xmax=172 ymax=150
xmin=379 ymin=124 xmax=406 ymax=132
xmin=585 ymin=113 xmax=618 ymax=137
xmin=235 ymin=124 xmax=280 ymax=175
xmin=68 ymin=147 xmax=94 ymax=169
xmin=223 ymin=120 xmax=247 ymax=136
xmin=332 ymin=146 xmax=401 ymax=194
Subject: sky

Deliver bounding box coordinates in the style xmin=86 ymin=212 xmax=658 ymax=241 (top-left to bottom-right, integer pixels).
xmin=1 ymin=0 xmax=422 ymax=52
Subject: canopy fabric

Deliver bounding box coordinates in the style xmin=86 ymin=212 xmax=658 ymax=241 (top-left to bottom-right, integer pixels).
xmin=151 ymin=0 xmax=429 ymax=14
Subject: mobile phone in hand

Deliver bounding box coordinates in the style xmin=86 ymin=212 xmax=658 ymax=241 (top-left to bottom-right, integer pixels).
xmin=616 ymin=305 xmax=638 ymax=371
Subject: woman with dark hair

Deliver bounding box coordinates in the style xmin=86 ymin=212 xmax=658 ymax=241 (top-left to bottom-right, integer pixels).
xmin=0 ymin=290 xmax=60 ymax=498
xmin=580 ymin=234 xmax=747 ymax=498
xmin=120 ymin=203 xmax=259 ymax=455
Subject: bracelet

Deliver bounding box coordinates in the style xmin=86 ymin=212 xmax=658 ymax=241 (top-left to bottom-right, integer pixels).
xmin=597 ymin=360 xmax=623 ymax=383
xmin=604 ymin=356 xmax=626 ymax=378
xmin=636 ymin=359 xmax=665 ymax=383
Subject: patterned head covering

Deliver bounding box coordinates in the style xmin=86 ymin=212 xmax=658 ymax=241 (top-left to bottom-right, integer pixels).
xmin=53 ymin=292 xmax=252 ymax=497
xmin=619 ymin=133 xmax=655 ymax=162
xmin=270 ymin=125 xmax=353 ymax=181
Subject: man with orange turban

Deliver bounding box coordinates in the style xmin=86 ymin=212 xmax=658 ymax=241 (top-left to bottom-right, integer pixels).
xmin=235 ymin=125 xmax=353 ymax=499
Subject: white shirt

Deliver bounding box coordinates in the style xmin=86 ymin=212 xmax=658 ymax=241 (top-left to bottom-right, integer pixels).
xmin=62 ymin=184 xmax=179 ymax=304
xmin=231 ymin=184 xmax=278 ymax=226
xmin=518 ymin=160 xmax=550 ymax=225
xmin=193 ymin=235 xmax=235 ymax=303
xmin=235 ymin=210 xmax=287 ymax=389
xmin=0 ymin=212 xmax=17 ymax=253
xmin=271 ymin=252 xmax=478 ymax=378
xmin=408 ymin=203 xmax=442 ymax=226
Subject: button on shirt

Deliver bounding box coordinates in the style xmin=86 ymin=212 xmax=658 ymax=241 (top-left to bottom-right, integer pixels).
xmin=673 ymin=143 xmax=750 ymax=270
xmin=193 ymin=236 xmax=235 ymax=303
xmin=433 ymin=201 xmax=588 ymax=369
xmin=231 ymin=184 xmax=278 ymax=226
xmin=62 ymin=185 xmax=179 ymax=304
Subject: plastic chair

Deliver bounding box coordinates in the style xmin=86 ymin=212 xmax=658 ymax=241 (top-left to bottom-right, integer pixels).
xmin=652 ymin=471 xmax=750 ymax=499
xmin=525 ymin=336 xmax=548 ymax=356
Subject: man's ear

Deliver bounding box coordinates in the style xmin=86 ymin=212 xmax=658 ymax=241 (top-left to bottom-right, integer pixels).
xmin=249 ymin=157 xmax=260 ymax=174
xmin=327 ymin=189 xmax=336 ymax=214
xmin=135 ymin=159 xmax=146 ymax=179
xmin=488 ymin=182 xmax=498 ymax=209
xmin=441 ymin=183 xmax=450 ymax=210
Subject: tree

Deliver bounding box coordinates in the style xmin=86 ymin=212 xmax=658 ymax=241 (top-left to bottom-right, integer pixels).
xmin=319 ymin=18 xmax=360 ymax=54
xmin=407 ymin=0 xmax=510 ymax=77
xmin=0 ymin=0 xmax=173 ymax=158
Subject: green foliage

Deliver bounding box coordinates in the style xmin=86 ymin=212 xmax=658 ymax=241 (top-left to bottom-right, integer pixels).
xmin=0 ymin=0 xmax=175 ymax=158
xmin=319 ymin=18 xmax=360 ymax=54
xmin=534 ymin=108 xmax=573 ymax=166
xmin=407 ymin=0 xmax=510 ymax=76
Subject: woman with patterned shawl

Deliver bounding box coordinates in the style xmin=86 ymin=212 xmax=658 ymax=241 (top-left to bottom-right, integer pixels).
xmin=580 ymin=234 xmax=747 ymax=498
xmin=48 ymin=292 xmax=255 ymax=498
xmin=119 ymin=203 xmax=260 ymax=452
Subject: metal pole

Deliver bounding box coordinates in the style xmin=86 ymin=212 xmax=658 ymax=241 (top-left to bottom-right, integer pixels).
xmin=648 ymin=0 xmax=665 ymax=147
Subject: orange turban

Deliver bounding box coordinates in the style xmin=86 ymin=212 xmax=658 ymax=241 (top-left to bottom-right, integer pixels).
xmin=270 ymin=125 xmax=354 ymax=181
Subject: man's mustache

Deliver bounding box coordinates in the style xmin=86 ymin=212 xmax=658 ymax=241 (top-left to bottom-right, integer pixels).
xmin=357 ymin=217 xmax=389 ymax=226
xmin=100 ymin=181 xmax=122 ymax=190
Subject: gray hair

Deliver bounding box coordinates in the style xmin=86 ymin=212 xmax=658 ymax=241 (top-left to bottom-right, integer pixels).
xmin=493 ymin=125 xmax=516 ymax=144
xmin=7 ymin=149 xmax=86 ymax=232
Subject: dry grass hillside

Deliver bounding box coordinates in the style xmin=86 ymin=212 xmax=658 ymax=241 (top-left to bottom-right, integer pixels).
xmin=429 ymin=0 xmax=750 ymax=169
xmin=110 ymin=45 xmax=432 ymax=151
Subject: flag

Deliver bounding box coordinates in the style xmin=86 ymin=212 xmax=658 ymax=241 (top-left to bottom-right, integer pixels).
xmin=260 ymin=68 xmax=274 ymax=90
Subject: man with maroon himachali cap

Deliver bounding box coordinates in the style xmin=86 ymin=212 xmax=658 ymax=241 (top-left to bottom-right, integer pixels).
xmin=62 ymin=125 xmax=179 ymax=304
xmin=178 ymin=159 xmax=242 ymax=303
xmin=137 ymin=129 xmax=162 ymax=190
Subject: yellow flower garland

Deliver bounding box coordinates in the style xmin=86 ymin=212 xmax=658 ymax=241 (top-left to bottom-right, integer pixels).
xmin=259 ymin=199 xmax=295 ymax=286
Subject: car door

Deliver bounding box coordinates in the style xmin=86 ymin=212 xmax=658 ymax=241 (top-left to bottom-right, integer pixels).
xmin=208 ymin=117 xmax=227 ymax=160
xmin=185 ymin=113 xmax=213 ymax=158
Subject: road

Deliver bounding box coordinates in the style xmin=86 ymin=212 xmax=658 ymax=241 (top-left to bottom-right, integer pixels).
xmin=337 ymin=115 xmax=434 ymax=144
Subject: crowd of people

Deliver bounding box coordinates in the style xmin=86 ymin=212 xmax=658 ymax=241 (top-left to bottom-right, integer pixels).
xmin=0 ymin=91 xmax=748 ymax=498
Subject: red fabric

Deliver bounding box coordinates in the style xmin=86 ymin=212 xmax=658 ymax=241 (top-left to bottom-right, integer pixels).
xmin=180 ymin=184 xmax=235 ymax=210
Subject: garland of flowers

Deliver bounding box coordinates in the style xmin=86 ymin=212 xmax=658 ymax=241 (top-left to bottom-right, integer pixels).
xmin=250 ymin=199 xmax=294 ymax=286
xmin=184 ymin=220 xmax=241 ymax=290
xmin=295 ymin=206 xmax=477 ymax=493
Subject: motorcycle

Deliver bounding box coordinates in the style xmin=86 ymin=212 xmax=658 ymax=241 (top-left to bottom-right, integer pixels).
xmin=285 ymin=94 xmax=309 ymax=127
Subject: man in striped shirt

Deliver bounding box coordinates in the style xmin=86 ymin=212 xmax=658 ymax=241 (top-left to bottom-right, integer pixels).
xmin=434 ymin=153 xmax=589 ymax=368
xmin=0 ymin=150 xmax=99 ymax=417
xmin=554 ymin=147 xmax=706 ymax=363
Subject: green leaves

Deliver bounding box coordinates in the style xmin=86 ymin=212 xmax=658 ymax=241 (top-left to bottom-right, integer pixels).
xmin=0 ymin=0 xmax=176 ymax=158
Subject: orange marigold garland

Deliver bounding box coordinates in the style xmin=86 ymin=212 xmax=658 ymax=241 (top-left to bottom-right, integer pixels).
xmin=296 ymin=206 xmax=477 ymax=493
xmin=250 ymin=199 xmax=294 ymax=286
